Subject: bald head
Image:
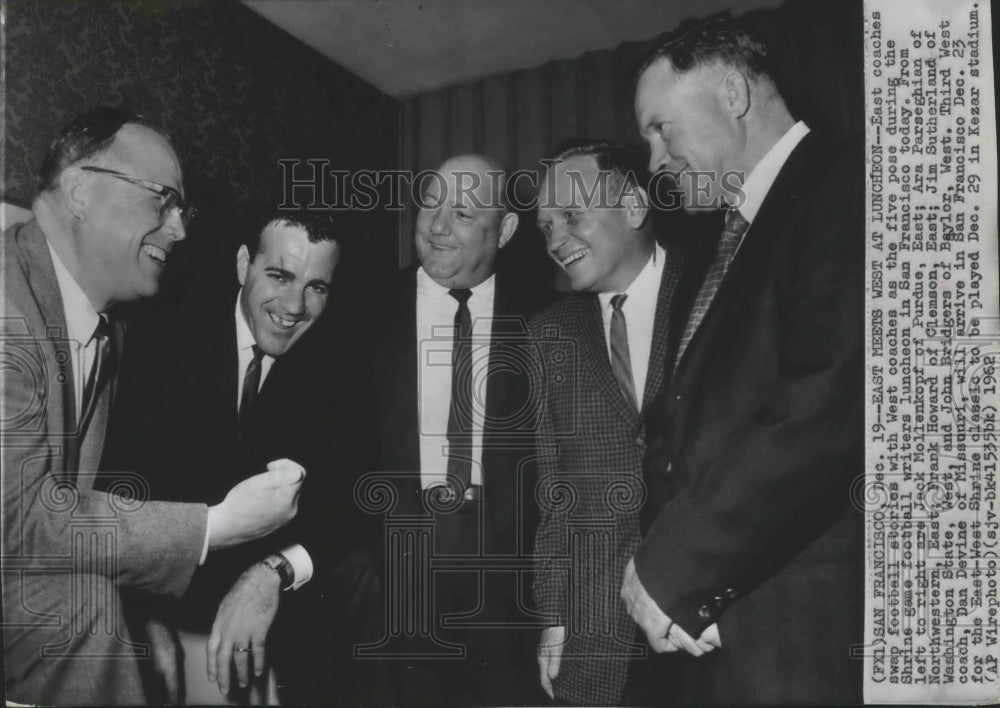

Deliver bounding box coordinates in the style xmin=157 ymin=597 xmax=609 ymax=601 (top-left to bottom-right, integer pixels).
xmin=414 ymin=153 xmax=518 ymax=288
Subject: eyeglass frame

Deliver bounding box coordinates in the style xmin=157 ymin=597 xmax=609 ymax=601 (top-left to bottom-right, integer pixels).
xmin=78 ymin=166 xmax=197 ymax=226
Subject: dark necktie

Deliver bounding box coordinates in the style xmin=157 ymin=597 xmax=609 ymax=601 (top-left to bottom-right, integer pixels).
xmin=676 ymin=208 xmax=750 ymax=367
xmin=446 ymin=288 xmax=473 ymax=493
xmin=238 ymin=345 xmax=265 ymax=436
xmin=609 ymin=294 xmax=639 ymax=412
xmin=80 ymin=315 xmax=113 ymax=426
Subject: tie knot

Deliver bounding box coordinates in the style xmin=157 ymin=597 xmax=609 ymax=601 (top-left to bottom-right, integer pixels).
xmin=449 ymin=288 xmax=472 ymax=305
xmin=723 ymin=208 xmax=749 ymax=236
xmin=92 ymin=315 xmax=112 ymax=343
xmin=610 ymin=293 xmax=628 ymax=312
xmin=250 ymin=344 xmax=264 ymax=363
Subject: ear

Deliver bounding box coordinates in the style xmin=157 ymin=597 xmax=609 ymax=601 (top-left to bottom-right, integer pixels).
xmin=497 ymin=211 xmax=519 ymax=249
xmin=623 ymin=185 xmax=650 ymax=230
xmin=723 ymin=70 xmax=751 ymax=118
xmin=58 ymin=167 xmax=90 ymax=222
xmin=236 ymin=245 xmax=250 ymax=286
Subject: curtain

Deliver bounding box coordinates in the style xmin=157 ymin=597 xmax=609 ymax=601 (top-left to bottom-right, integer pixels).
xmin=399 ymin=0 xmax=863 ymax=271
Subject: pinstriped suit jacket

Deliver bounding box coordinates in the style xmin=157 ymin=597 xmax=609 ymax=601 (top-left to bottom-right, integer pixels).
xmin=531 ymin=243 xmax=689 ymax=705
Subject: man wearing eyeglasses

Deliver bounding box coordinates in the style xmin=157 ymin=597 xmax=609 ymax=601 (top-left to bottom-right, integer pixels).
xmin=2 ymin=107 xmax=305 ymax=705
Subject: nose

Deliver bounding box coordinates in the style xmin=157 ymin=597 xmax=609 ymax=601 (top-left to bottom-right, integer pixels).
xmin=429 ymin=207 xmax=450 ymax=236
xmin=546 ymin=221 xmax=570 ymax=255
xmin=648 ymin=141 xmax=671 ymax=174
xmin=280 ymin=287 xmax=306 ymax=317
xmin=163 ymin=209 xmax=187 ymax=242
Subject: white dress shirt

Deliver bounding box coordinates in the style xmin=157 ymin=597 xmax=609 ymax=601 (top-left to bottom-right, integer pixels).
xmin=46 ymin=240 xmax=100 ymax=422
xmin=737 ymin=120 xmax=811 ymax=226
xmin=234 ymin=294 xmax=312 ymax=590
xmin=597 ymin=241 xmax=665 ymax=409
xmin=415 ymin=267 xmax=495 ymax=488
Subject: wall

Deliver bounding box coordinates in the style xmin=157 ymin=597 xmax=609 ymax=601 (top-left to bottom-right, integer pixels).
xmin=4 ymin=0 xmax=401 ymax=301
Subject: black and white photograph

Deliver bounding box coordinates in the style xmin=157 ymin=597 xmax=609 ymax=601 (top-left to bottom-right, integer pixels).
xmin=1 ymin=0 xmax=996 ymax=705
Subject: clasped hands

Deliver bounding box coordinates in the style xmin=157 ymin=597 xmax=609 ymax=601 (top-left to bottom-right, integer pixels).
xmin=620 ymin=557 xmax=721 ymax=657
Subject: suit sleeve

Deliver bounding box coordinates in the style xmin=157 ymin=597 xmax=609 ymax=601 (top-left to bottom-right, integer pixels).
xmin=530 ymin=320 xmax=570 ymax=626
xmin=635 ymin=152 xmax=864 ymax=635
xmin=1 ymin=312 xmax=207 ymax=599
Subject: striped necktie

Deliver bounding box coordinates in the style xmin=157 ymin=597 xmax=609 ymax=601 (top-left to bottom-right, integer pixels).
xmin=609 ymin=293 xmax=638 ymax=412
xmin=676 ymin=208 xmax=750 ymax=367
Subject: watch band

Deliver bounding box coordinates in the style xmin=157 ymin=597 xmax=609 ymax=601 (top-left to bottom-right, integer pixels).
xmin=260 ymin=554 xmax=294 ymax=590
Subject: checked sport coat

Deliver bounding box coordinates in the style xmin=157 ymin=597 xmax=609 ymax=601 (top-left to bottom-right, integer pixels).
xmin=531 ymin=241 xmax=692 ymax=705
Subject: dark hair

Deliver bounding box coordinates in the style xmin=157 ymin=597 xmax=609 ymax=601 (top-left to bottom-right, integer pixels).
xmin=245 ymin=208 xmax=339 ymax=258
xmin=37 ymin=107 xmax=169 ymax=193
xmin=636 ymin=11 xmax=775 ymax=84
xmin=544 ymin=139 xmax=649 ymax=199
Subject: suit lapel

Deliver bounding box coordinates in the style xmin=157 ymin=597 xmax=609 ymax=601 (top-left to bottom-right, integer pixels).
xmin=13 ymin=221 xmax=82 ymax=473
xmin=483 ymin=276 xmax=519 ymax=424
xmin=580 ymin=295 xmax=637 ymax=425
xmin=673 ymin=133 xmax=826 ymax=381
xmin=641 ymin=254 xmax=682 ymax=412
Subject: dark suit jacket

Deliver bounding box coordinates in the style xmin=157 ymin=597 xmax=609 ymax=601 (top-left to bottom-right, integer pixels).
xmin=531 ymin=243 xmax=690 ymax=705
xmin=2 ymin=220 xmax=207 ymax=705
xmin=104 ymin=285 xmax=372 ymax=631
xmin=639 ymin=133 xmax=865 ymax=704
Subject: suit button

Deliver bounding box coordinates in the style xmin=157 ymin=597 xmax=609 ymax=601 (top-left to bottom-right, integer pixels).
xmin=713 ymin=595 xmax=725 ymax=608
xmin=725 ymin=587 xmax=738 ymax=600
xmin=674 ymin=393 xmax=683 ymax=401
xmin=666 ymin=462 xmax=673 ymax=473
xmin=635 ymin=437 xmax=645 ymax=447
xmin=698 ymin=604 xmax=712 ymax=619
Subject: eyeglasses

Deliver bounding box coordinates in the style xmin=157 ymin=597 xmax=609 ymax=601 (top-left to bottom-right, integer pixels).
xmin=79 ymin=166 xmax=197 ymax=226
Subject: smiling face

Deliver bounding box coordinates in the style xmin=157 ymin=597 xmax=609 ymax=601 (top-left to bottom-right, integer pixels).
xmin=236 ymin=221 xmax=340 ymax=358
xmin=537 ymin=154 xmax=650 ymax=294
xmin=635 ymin=58 xmax=744 ymax=209
xmin=75 ymin=124 xmax=187 ymax=306
xmin=414 ymin=155 xmax=516 ymax=289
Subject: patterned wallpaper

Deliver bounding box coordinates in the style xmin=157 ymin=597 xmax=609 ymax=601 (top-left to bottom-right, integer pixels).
xmin=4 ymin=0 xmax=401 ymax=277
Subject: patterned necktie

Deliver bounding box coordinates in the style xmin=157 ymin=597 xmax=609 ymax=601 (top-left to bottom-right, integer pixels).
xmin=238 ymin=345 xmax=265 ymax=436
xmin=446 ymin=288 xmax=474 ymax=493
xmin=676 ymin=208 xmax=750 ymax=366
xmin=80 ymin=315 xmax=113 ymax=425
xmin=609 ymin=294 xmax=638 ymax=412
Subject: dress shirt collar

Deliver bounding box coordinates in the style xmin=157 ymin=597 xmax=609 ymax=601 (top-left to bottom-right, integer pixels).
xmin=46 ymin=238 xmax=101 ymax=345
xmin=416 ymin=267 xmax=496 ymax=316
xmin=597 ymin=241 xmax=664 ymax=313
xmin=234 ymin=291 xmax=257 ymax=353
xmin=737 ymin=120 xmax=810 ymax=224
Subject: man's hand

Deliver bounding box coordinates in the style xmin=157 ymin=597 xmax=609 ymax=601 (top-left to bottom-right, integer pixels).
xmin=145 ymin=614 xmax=184 ymax=703
xmin=208 ymin=459 xmax=304 ymax=551
xmin=206 ymin=561 xmax=281 ymax=694
xmin=621 ymin=557 xmax=721 ymax=657
xmin=537 ymin=625 xmax=565 ymax=700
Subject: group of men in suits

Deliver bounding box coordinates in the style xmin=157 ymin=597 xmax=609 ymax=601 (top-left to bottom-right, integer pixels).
xmin=2 ymin=11 xmax=863 ymax=707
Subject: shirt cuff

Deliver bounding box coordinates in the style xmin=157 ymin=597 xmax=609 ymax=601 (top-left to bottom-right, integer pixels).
xmin=199 ymin=513 xmax=212 ymax=565
xmin=279 ymin=544 xmax=313 ymax=591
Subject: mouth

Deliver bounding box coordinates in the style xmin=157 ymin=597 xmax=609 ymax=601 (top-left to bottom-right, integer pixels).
xmin=267 ymin=312 xmax=299 ymax=330
xmin=557 ymin=248 xmax=590 ymax=268
xmin=427 ymin=241 xmax=457 ymax=251
xmin=141 ymin=243 xmax=168 ymax=268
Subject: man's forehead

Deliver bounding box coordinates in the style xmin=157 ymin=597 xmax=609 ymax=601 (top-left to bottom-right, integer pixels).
xmin=428 ymin=160 xmax=504 ymax=208
xmin=113 ymin=124 xmax=183 ymax=189
xmin=259 ymin=224 xmax=337 ymax=266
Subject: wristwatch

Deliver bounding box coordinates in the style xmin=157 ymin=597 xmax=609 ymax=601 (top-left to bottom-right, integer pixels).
xmin=259 ymin=554 xmax=294 ymax=591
